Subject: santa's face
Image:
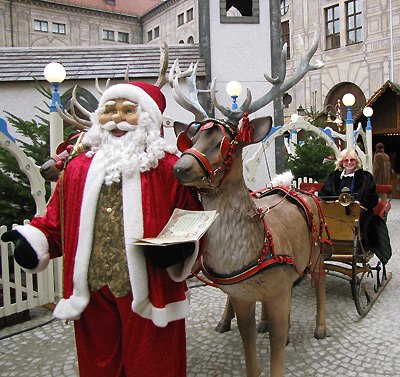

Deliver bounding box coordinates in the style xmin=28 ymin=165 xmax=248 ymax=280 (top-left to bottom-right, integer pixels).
xmin=98 ymin=98 xmax=139 ymax=138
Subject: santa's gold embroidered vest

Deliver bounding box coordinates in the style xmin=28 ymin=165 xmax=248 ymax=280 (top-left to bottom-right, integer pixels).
xmin=88 ymin=182 xmax=131 ymax=297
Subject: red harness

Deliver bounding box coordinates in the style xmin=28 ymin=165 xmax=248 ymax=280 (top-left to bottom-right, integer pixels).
xmin=194 ymin=187 xmax=331 ymax=287
xmin=177 ymin=119 xmax=238 ymax=189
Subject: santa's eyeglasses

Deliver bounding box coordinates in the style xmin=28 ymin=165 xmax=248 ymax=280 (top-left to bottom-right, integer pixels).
xmin=343 ymin=158 xmax=356 ymax=164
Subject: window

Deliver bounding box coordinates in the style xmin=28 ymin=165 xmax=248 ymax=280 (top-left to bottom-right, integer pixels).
xmin=281 ymin=21 xmax=290 ymax=59
xmin=220 ymin=0 xmax=259 ymax=24
xmin=154 ymin=26 xmax=160 ymax=39
xmin=325 ymin=5 xmax=340 ymax=50
xmin=52 ymin=23 xmax=66 ymax=34
xmin=103 ymin=30 xmax=114 ymax=41
xmin=280 ymin=0 xmax=289 ymax=16
xmin=178 ymin=13 xmax=184 ymax=26
xmin=187 ymin=36 xmax=194 ymax=44
xmin=346 ymin=0 xmax=362 ymax=44
xmin=147 ymin=30 xmax=153 ymax=42
xmin=118 ymin=32 xmax=129 ymax=43
xmin=34 ymin=20 xmax=48 ymax=32
xmin=186 ymin=8 xmax=194 ymax=22
xmin=105 ymin=0 xmax=115 ymax=5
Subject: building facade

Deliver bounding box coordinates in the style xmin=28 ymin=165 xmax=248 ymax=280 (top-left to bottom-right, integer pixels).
xmin=281 ymin=0 xmax=399 ymax=121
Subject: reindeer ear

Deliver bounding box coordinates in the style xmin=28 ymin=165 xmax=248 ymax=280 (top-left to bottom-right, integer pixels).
xmin=248 ymin=116 xmax=272 ymax=144
xmin=173 ymin=121 xmax=189 ymax=137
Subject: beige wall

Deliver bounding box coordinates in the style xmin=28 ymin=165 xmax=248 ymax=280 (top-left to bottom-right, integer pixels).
xmin=0 ymin=0 xmax=141 ymax=47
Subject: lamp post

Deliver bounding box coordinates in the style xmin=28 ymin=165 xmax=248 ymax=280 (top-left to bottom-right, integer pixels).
xmin=342 ymin=93 xmax=356 ymax=150
xmin=44 ymin=62 xmax=66 ymax=158
xmin=226 ymin=81 xmax=242 ymax=110
xmin=363 ymin=106 xmax=374 ymax=172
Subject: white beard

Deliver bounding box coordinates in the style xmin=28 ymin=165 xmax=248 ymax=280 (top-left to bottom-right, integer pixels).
xmin=83 ymin=109 xmax=176 ymax=185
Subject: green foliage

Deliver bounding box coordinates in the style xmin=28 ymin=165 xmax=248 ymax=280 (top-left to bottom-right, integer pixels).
xmin=285 ymin=132 xmax=335 ymax=182
xmin=0 ymin=80 xmax=74 ymax=229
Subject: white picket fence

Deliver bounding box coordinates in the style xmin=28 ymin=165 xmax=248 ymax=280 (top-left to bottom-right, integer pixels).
xmin=0 ymin=223 xmax=63 ymax=319
xmin=291 ymin=176 xmax=319 ymax=190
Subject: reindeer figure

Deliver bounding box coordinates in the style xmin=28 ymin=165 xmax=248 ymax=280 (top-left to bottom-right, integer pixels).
xmin=172 ymin=34 xmax=327 ymax=377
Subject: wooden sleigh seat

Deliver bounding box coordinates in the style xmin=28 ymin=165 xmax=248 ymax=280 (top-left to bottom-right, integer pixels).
xmin=299 ymin=181 xmax=392 ymax=316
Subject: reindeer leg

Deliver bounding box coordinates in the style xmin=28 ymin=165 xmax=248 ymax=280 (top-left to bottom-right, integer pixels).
xmin=312 ymin=270 xmax=328 ymax=339
xmin=264 ymin=291 xmax=291 ymax=377
xmin=256 ymin=302 xmax=269 ymax=333
xmin=230 ymin=297 xmax=261 ymax=377
xmin=215 ymin=295 xmax=235 ymax=333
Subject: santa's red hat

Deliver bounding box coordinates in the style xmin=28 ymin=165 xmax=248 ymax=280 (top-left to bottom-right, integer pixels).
xmin=97 ymin=82 xmax=166 ymax=128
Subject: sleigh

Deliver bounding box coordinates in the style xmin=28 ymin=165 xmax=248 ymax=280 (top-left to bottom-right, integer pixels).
xmin=300 ymin=182 xmax=392 ymax=316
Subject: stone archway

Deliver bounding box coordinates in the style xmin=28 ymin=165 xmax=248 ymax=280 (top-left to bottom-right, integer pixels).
xmin=325 ymin=82 xmax=366 ymax=121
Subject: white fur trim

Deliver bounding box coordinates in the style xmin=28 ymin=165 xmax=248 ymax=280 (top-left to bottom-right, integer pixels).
xmin=54 ymin=151 xmax=106 ymax=320
xmin=97 ymin=83 xmax=162 ymax=129
xmin=122 ymin=171 xmax=191 ymax=327
xmin=54 ymin=154 xmax=190 ymax=326
xmin=271 ymin=171 xmax=294 ymax=187
xmin=13 ymin=225 xmax=50 ymax=273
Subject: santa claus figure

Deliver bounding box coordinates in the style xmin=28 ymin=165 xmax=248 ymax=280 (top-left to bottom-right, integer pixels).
xmin=1 ymin=82 xmax=202 ymax=377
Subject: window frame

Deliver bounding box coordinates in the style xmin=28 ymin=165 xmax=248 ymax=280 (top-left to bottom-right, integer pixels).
xmin=186 ymin=8 xmax=194 ymax=22
xmin=280 ymin=0 xmax=289 ymax=16
xmin=118 ymin=32 xmax=129 ymax=43
xmin=34 ymin=20 xmax=48 ymax=32
xmin=220 ymin=0 xmax=260 ymax=24
xmin=103 ymin=29 xmax=114 ymax=41
xmin=154 ymin=26 xmax=160 ymax=39
xmin=147 ymin=30 xmax=153 ymax=42
xmin=346 ymin=0 xmax=362 ymax=45
xmin=325 ymin=4 xmax=340 ymax=50
xmin=52 ymin=22 xmax=66 ymax=34
xmin=177 ymin=13 xmax=185 ymax=27
xmin=281 ymin=20 xmax=290 ymax=59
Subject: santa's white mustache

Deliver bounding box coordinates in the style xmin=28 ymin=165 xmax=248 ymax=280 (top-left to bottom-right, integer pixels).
xmin=100 ymin=121 xmax=137 ymax=132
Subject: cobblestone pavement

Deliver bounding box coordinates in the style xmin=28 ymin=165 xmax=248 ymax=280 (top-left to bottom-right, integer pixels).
xmin=1 ymin=200 xmax=399 ymax=377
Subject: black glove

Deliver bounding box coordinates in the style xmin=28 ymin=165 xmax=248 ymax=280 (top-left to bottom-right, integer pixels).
xmin=142 ymin=242 xmax=196 ymax=269
xmin=1 ymin=230 xmax=39 ymax=269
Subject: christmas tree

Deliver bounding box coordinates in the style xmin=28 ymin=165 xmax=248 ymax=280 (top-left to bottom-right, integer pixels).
xmin=285 ymin=131 xmax=335 ymax=182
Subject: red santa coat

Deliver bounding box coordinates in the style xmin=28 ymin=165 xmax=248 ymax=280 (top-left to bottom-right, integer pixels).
xmin=15 ymin=150 xmax=201 ymax=327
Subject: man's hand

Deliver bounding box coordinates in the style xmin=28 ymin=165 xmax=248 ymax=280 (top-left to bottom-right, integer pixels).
xmin=1 ymin=230 xmax=39 ymax=269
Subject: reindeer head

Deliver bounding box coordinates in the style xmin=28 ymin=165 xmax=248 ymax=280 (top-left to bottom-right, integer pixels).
xmin=172 ymin=31 xmax=322 ymax=189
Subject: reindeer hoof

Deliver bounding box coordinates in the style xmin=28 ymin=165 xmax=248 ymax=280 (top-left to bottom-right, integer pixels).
xmin=256 ymin=320 xmax=269 ymax=333
xmin=314 ymin=326 xmax=329 ymax=339
xmin=215 ymin=320 xmax=231 ymax=333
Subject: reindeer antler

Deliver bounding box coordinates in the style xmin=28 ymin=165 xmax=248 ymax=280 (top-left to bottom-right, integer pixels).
xmin=56 ymin=86 xmax=92 ymax=131
xmin=210 ymin=29 xmax=323 ymax=123
xmin=155 ymin=42 xmax=170 ymax=88
xmin=170 ymin=59 xmax=209 ymax=121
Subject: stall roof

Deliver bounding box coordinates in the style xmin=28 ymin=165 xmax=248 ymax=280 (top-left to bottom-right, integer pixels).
xmin=354 ymin=80 xmax=400 ymax=122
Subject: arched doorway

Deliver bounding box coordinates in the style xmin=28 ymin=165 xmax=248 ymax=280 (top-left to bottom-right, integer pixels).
xmin=325 ymin=82 xmax=366 ymax=122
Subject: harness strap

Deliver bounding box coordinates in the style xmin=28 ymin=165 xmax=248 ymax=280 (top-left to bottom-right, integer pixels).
xmin=200 ymin=253 xmax=295 ymax=285
xmin=182 ymin=148 xmax=213 ymax=176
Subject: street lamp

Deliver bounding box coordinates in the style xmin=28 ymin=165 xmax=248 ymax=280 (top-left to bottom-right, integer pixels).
xmin=44 ymin=62 xmax=66 ymax=158
xmin=342 ymin=93 xmax=356 ymax=150
xmin=226 ymin=81 xmax=242 ymax=110
xmin=363 ymin=106 xmax=374 ymax=171
xmin=296 ymin=104 xmax=306 ymax=116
